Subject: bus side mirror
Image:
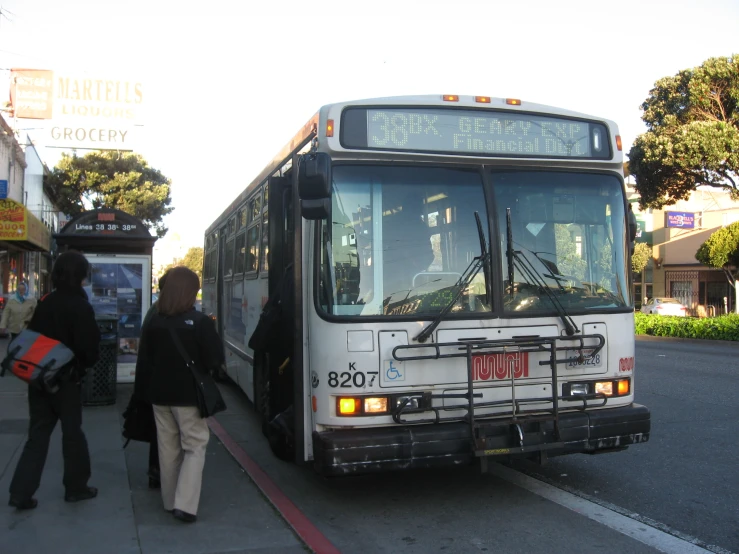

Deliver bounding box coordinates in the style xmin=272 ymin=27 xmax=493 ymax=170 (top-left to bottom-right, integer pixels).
xmin=298 ymin=153 xmax=331 ymax=220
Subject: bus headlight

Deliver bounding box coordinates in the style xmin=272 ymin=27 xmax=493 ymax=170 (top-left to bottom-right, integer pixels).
xmin=337 ymin=396 xmax=390 ymax=416
xmin=564 ymin=378 xmax=630 ymax=398
xmin=570 ymin=383 xmax=589 ymax=396
xmin=595 ymin=379 xmax=630 ymax=396
xmin=395 ymin=395 xmax=423 ymax=410
xmin=364 ymin=397 xmax=388 ymax=413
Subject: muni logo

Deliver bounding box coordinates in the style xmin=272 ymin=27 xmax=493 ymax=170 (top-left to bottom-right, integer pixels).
xmin=471 ymin=352 xmax=529 ymax=381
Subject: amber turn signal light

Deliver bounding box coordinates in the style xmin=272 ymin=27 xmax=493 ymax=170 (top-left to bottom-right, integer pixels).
xmin=338 ymin=397 xmax=360 ymax=415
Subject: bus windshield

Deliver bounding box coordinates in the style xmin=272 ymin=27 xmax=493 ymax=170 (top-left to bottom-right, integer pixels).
xmin=319 ymin=166 xmax=629 ymax=317
xmin=320 ymin=165 xmax=491 ymax=317
xmin=492 ymin=170 xmax=630 ymax=313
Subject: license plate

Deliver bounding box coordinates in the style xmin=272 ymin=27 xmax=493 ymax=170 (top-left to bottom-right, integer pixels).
xmin=566 ymin=349 xmax=602 ymax=369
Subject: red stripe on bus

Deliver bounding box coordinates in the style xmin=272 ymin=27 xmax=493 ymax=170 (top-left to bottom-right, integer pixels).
xmin=208 ymin=418 xmax=341 ymax=554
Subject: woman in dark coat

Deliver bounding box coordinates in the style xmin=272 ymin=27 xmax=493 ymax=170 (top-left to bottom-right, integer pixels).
xmin=8 ymin=251 xmax=101 ymax=510
xmin=130 ymin=270 xmax=170 ymax=489
xmin=139 ymin=266 xmax=224 ymax=523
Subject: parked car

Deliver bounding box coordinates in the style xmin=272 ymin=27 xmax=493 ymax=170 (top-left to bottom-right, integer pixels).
xmin=640 ymin=297 xmax=688 ymax=316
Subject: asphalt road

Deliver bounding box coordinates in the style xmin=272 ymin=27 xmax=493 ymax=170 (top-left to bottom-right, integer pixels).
xmin=508 ymin=337 xmax=739 ymax=553
xmin=213 ymin=336 xmax=739 ymax=553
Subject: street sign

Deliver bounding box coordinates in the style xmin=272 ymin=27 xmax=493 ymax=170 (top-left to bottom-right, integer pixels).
xmin=0 ymin=180 xmax=7 ymax=199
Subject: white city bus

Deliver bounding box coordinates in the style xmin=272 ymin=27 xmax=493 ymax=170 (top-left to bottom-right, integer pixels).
xmin=203 ymin=95 xmax=650 ymax=475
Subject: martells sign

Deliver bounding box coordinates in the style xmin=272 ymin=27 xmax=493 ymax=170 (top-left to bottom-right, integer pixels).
xmin=9 ymin=68 xmax=143 ymax=151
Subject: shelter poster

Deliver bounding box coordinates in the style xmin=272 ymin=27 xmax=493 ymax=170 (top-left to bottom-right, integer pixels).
xmin=83 ymin=256 xmax=150 ymax=382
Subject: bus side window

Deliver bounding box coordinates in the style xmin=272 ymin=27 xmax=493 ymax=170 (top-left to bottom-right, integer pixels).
xmin=245 ymin=224 xmax=260 ymax=273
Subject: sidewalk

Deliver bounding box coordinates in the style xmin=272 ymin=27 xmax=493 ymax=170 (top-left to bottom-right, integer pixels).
xmin=0 ymin=338 xmax=305 ymax=554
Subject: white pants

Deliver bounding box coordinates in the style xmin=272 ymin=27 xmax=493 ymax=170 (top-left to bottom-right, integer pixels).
xmin=153 ymin=405 xmax=209 ymax=515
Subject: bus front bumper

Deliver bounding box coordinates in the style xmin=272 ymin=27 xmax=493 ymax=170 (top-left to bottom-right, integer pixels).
xmin=312 ymin=404 xmax=650 ymax=476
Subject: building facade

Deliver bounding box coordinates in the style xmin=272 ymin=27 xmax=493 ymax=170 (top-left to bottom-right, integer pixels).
xmin=0 ymin=114 xmax=53 ymax=299
xmin=631 ymin=186 xmax=739 ymax=315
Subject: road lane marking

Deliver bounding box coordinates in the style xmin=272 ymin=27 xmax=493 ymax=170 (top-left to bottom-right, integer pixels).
xmin=488 ymin=463 xmax=727 ymax=554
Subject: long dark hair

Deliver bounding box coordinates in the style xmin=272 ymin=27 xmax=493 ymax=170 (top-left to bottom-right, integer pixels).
xmin=158 ymin=266 xmax=199 ymax=316
xmin=52 ymin=251 xmax=90 ymax=290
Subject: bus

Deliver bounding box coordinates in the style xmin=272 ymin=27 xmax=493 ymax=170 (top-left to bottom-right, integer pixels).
xmin=203 ymin=95 xmax=650 ymax=475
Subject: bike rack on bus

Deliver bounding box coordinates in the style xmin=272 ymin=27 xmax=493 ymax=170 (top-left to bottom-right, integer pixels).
xmin=391 ymin=333 xmax=606 ymax=461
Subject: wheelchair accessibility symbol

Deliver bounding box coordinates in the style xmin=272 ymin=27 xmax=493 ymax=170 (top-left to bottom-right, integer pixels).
xmin=384 ymin=360 xmax=404 ymax=381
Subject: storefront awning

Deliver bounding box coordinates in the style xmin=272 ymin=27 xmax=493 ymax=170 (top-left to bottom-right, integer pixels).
xmin=0 ymin=199 xmax=52 ymax=252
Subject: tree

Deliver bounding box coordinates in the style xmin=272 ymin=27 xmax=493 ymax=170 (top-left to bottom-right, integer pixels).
xmin=629 ymin=55 xmax=739 ymax=209
xmin=632 ymin=243 xmax=652 ymax=274
xmin=46 ymin=151 xmax=173 ymax=237
xmin=163 ymin=246 xmax=204 ymax=281
xmin=695 ymin=222 xmax=739 ymax=313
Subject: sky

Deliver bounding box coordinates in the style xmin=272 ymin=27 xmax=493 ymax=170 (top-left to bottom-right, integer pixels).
xmin=0 ymin=0 xmax=738 ymax=253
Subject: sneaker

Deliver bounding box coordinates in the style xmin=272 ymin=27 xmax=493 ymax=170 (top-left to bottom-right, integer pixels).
xmin=172 ymin=508 xmax=197 ymax=523
xmin=64 ymin=486 xmax=98 ymax=503
xmin=9 ymin=496 xmax=38 ymax=510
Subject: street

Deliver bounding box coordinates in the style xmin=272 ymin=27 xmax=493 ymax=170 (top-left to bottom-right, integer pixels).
xmin=3 ymin=335 xmax=737 ymax=553
xmin=509 ymin=337 xmax=739 ymax=553
xmin=210 ymin=336 xmax=739 ymax=554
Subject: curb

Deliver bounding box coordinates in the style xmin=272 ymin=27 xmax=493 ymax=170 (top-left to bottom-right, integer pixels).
xmin=636 ymin=334 xmax=739 ymax=348
xmin=208 ymin=418 xmax=341 ymax=554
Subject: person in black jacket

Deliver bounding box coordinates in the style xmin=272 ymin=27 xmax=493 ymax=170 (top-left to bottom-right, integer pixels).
xmin=131 ymin=269 xmax=170 ymax=490
xmin=140 ymin=266 xmax=224 ymax=523
xmin=8 ymin=251 xmax=101 ymax=511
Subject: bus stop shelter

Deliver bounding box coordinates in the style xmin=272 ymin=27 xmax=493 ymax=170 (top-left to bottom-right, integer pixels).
xmin=55 ymin=209 xmax=157 ymax=384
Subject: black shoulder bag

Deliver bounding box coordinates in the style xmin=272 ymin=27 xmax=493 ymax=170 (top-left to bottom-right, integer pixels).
xmin=168 ymin=327 xmax=227 ymax=418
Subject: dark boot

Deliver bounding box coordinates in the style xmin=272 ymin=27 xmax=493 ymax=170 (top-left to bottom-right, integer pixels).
xmin=148 ymin=467 xmax=160 ymax=489
xmin=172 ymin=509 xmax=197 ymax=523
xmin=64 ymin=486 xmax=98 ymax=503
xmin=9 ymin=496 xmax=38 ymax=510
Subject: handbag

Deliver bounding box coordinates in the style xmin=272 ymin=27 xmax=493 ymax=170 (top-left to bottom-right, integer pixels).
xmin=168 ymin=327 xmax=226 ymax=418
xmin=122 ymin=393 xmax=156 ymax=446
xmin=0 ymin=329 xmax=76 ymax=393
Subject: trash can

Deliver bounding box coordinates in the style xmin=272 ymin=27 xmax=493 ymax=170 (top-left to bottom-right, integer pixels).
xmin=82 ymin=315 xmax=118 ymax=406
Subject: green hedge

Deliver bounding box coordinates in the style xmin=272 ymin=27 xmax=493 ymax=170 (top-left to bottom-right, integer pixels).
xmin=634 ymin=312 xmax=739 ymax=341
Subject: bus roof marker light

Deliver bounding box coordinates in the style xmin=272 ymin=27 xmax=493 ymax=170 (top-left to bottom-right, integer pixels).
xmin=326 ymin=119 xmax=335 ymax=138
xmin=442 ymin=95 xmax=459 ymax=102
xmin=616 ymin=135 xmax=622 ymax=151
xmin=506 ymin=98 xmax=522 ymax=105
xmin=475 ymin=96 xmax=491 ymax=103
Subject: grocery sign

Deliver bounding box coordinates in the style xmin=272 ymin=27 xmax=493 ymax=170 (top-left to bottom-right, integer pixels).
xmin=666 ymin=211 xmax=695 ymax=229
xmin=9 ymin=68 xmax=143 ymax=151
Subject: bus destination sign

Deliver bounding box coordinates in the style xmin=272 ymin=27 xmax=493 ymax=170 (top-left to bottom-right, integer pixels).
xmin=61 ymin=210 xmax=151 ymax=238
xmin=341 ymin=107 xmax=611 ymax=159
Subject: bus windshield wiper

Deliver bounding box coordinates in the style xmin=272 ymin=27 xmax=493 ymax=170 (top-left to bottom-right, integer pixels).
xmin=506 ymin=208 xmax=579 ymax=336
xmin=415 ymin=212 xmax=490 ymax=343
